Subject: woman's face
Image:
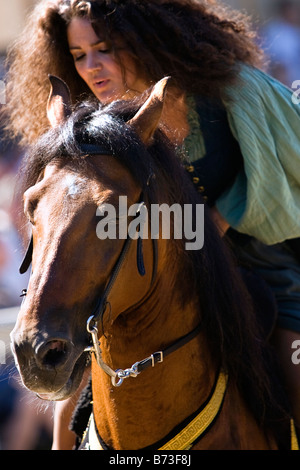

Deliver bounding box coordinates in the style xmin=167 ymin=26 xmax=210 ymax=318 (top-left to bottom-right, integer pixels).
xmin=67 ymin=17 xmax=149 ymax=104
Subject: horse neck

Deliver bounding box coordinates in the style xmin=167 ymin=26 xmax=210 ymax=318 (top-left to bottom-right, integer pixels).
xmin=91 ymin=249 xmax=217 ymax=450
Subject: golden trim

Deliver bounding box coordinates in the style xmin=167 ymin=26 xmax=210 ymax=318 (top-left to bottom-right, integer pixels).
xmin=291 ymin=419 xmax=299 ymax=450
xmin=159 ymin=372 xmax=228 ymax=450
xmin=81 ymin=372 xmax=298 ymax=450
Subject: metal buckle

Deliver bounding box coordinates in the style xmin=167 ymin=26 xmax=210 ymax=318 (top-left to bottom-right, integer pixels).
xmin=151 ymin=351 xmax=163 ymax=367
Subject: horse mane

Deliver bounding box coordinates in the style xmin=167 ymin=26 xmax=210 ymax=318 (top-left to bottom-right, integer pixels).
xmin=18 ymin=94 xmax=291 ymax=445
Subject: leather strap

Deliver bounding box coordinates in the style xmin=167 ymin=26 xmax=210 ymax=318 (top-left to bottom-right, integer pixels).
xmin=135 ymin=323 xmax=202 ymax=374
xmin=19 ymin=236 xmax=33 ymax=274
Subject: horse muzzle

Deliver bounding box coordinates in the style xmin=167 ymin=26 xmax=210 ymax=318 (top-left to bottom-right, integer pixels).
xmin=10 ymin=327 xmax=88 ymax=400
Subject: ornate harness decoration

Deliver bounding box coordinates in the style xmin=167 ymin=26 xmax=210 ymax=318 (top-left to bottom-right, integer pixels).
xmin=79 ymin=371 xmax=228 ymax=450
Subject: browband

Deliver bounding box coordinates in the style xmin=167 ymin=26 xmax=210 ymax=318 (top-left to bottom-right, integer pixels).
xmin=78 ymin=143 xmax=114 ymax=156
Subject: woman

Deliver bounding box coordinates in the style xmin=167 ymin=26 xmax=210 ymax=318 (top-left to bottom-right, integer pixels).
xmin=3 ymin=0 xmax=300 ymax=447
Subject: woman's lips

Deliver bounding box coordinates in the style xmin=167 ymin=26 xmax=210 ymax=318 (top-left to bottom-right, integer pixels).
xmin=93 ymin=79 xmax=110 ymax=89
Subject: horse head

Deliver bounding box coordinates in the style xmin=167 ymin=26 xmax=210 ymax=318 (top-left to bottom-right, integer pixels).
xmin=10 ymin=76 xmax=170 ymax=400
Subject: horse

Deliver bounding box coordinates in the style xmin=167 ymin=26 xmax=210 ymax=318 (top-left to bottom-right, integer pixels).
xmin=10 ymin=76 xmax=296 ymax=450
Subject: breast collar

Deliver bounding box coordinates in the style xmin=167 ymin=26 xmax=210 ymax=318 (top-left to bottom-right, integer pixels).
xmin=79 ymin=371 xmax=229 ymax=450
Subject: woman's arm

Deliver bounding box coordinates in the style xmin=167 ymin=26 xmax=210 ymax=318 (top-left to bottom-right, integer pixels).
xmin=52 ymin=367 xmax=91 ymax=450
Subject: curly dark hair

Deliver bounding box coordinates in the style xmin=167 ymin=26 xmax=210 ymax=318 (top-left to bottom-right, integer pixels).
xmin=4 ymin=0 xmax=264 ymax=146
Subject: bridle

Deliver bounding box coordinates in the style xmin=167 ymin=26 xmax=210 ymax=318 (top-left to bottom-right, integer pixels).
xmin=19 ymin=143 xmax=202 ymax=388
xmin=79 ymin=191 xmax=202 ymax=387
xmin=83 ymin=200 xmax=159 ymax=387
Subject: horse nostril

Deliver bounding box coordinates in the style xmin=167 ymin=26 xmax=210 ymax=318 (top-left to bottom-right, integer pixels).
xmin=44 ymin=341 xmax=66 ymax=366
xmin=37 ymin=339 xmax=72 ymax=369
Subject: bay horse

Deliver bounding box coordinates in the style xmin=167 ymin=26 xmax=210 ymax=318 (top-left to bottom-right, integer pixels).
xmin=10 ymin=77 xmax=296 ymax=450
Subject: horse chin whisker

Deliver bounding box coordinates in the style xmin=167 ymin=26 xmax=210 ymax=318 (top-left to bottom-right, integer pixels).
xmin=25 ymin=390 xmax=55 ymax=414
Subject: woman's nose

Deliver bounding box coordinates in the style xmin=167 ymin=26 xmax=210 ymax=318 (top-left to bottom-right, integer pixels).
xmin=86 ymin=51 xmax=102 ymax=72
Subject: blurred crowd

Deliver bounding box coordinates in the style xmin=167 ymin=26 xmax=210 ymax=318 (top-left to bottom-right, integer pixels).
xmin=0 ymin=58 xmax=53 ymax=450
xmin=0 ymin=139 xmax=25 ymax=309
xmin=0 ymin=0 xmax=300 ymax=451
xmin=261 ymin=0 xmax=300 ymax=87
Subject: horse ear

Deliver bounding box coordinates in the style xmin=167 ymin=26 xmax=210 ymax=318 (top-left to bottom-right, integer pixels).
xmin=47 ymin=75 xmax=72 ymax=127
xmin=127 ymin=77 xmax=170 ymax=144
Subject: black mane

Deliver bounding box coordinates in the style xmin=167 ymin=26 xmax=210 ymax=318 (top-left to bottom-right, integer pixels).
xmin=18 ymin=96 xmax=291 ymax=445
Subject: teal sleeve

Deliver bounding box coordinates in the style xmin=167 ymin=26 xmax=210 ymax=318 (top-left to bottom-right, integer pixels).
xmin=217 ymin=65 xmax=300 ymax=244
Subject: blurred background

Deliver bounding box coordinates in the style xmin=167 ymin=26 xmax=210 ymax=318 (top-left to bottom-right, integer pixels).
xmin=0 ymin=0 xmax=300 ymax=450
